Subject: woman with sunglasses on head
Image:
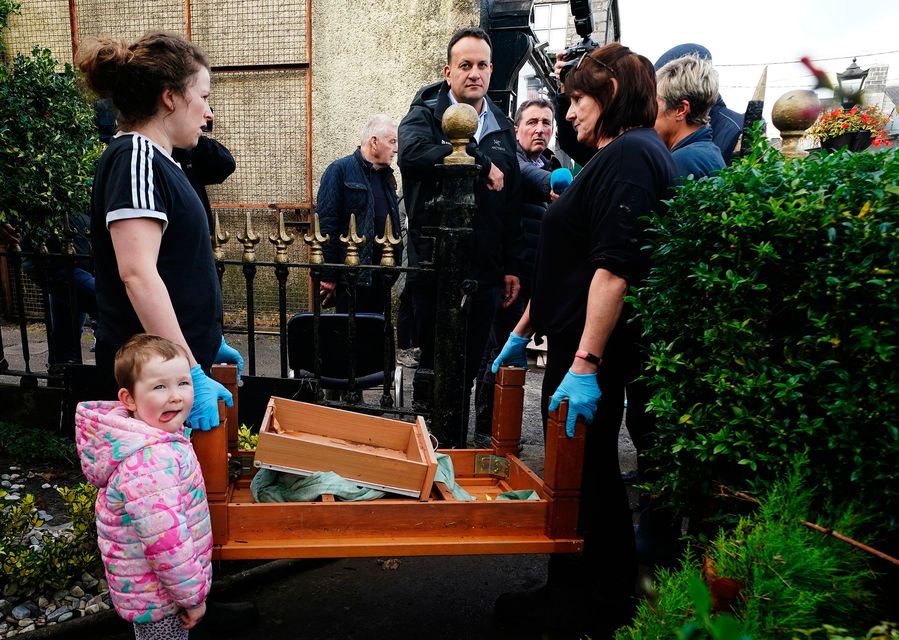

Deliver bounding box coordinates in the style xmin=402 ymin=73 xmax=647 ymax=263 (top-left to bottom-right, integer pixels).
xmin=492 ymin=42 xmax=676 ymax=636
xmin=76 ymin=32 xmax=232 ymax=433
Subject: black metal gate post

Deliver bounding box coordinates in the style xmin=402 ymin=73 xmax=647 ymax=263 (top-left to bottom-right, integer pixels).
xmin=421 ymin=104 xmax=481 ymax=449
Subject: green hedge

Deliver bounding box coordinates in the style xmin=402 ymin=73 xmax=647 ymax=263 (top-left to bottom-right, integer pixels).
xmin=633 ymin=144 xmax=899 ymax=532
xmin=0 ymin=46 xmax=102 ymax=238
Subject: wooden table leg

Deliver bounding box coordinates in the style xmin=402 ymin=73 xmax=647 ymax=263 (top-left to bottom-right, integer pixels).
xmin=544 ymin=400 xmax=585 ymax=539
xmin=491 ymin=366 xmax=525 ymax=457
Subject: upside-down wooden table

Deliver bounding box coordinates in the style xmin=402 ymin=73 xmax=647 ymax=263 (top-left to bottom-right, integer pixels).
xmin=192 ymin=365 xmax=585 ymax=560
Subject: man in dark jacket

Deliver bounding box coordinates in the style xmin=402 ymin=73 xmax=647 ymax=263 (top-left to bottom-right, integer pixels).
xmin=171 ymin=135 xmax=236 ymax=230
xmin=474 ymin=97 xmax=559 ymax=441
xmin=398 ymin=27 xmax=525 ymax=446
xmin=317 ymin=115 xmax=401 ymax=312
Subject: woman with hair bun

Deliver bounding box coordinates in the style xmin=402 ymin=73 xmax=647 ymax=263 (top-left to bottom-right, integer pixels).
xmin=492 ymin=42 xmax=677 ymax=635
xmin=76 ymin=31 xmax=232 ymax=432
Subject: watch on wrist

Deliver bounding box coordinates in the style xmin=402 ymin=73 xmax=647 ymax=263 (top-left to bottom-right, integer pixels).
xmin=575 ymin=350 xmax=602 ymax=366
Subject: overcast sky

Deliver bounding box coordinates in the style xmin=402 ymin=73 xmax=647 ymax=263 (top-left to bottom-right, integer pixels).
xmin=617 ymin=0 xmax=899 ymax=135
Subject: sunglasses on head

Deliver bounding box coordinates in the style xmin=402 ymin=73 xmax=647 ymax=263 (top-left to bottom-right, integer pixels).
xmin=575 ymin=52 xmax=616 ymax=76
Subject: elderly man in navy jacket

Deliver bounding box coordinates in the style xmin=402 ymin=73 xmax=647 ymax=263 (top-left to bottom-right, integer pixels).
xmin=317 ymin=114 xmax=401 ymax=312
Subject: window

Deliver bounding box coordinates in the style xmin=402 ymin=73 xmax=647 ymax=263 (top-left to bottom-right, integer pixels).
xmin=532 ymin=2 xmax=569 ymax=53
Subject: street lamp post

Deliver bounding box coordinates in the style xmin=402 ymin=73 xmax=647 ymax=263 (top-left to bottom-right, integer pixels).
xmin=836 ymin=58 xmax=869 ymax=110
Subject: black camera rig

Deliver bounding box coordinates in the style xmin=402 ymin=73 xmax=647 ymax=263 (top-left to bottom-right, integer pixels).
xmin=557 ymin=0 xmax=600 ymax=82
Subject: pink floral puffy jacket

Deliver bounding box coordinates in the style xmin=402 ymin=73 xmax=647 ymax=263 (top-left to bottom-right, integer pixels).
xmin=75 ymin=401 xmax=213 ymax=623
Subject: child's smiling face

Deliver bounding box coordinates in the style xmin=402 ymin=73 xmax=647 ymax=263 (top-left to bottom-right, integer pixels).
xmin=119 ymin=355 xmax=194 ymax=433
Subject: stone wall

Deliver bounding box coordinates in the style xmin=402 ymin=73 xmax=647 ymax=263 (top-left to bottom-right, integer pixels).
xmin=311 ymin=0 xmax=480 ymax=191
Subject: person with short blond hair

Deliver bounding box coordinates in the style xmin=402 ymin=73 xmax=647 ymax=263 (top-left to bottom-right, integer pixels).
xmin=655 ymin=54 xmax=725 ymax=179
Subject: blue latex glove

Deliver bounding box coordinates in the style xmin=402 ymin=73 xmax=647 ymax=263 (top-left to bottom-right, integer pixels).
xmin=490 ymin=332 xmax=530 ymax=374
xmin=215 ymin=336 xmax=244 ymax=381
xmin=548 ymin=368 xmax=601 ymax=437
xmin=188 ymin=364 xmax=233 ymax=431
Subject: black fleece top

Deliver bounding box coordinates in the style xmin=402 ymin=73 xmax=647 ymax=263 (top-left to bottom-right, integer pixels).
xmin=530 ymin=127 xmax=676 ymax=337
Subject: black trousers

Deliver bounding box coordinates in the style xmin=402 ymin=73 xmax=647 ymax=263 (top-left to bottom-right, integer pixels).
xmin=396 ymin=285 xmax=417 ymax=350
xmin=473 ymin=294 xmax=526 ymax=437
xmin=542 ymin=327 xmax=637 ymax=605
xmin=410 ymin=278 xmax=500 ymax=443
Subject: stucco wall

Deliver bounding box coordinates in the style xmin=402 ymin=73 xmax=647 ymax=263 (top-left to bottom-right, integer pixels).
xmin=311 ymin=0 xmax=480 ymax=194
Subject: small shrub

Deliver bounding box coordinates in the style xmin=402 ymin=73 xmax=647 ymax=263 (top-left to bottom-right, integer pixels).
xmin=0 ymin=483 xmax=101 ymax=597
xmin=619 ymin=470 xmax=878 ymax=639
xmin=633 ymin=143 xmax=899 ymax=532
xmin=0 ymin=421 xmax=77 ymax=465
xmin=238 ymin=423 xmax=258 ymax=451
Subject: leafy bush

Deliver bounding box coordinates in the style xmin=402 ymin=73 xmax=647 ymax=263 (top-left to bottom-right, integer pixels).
xmin=619 ymin=471 xmax=877 ymax=639
xmin=0 ymin=484 xmax=101 ymax=596
xmin=0 ymin=46 xmax=102 ymax=239
xmin=0 ymin=421 xmax=77 ymax=465
xmin=633 ymin=144 xmax=899 ymax=532
xmin=0 ymin=0 xmax=20 ymax=58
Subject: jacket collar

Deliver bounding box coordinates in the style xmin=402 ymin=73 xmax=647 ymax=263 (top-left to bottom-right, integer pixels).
xmin=433 ymin=81 xmax=511 ymax=134
xmin=353 ymin=146 xmax=395 ymax=179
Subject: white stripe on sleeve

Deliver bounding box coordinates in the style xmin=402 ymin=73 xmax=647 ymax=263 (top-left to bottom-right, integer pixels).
xmin=130 ymin=135 xmax=140 ymax=208
xmin=146 ymin=141 xmax=155 ymax=210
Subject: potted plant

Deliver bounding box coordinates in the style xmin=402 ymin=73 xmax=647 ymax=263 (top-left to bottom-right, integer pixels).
xmin=805 ymin=104 xmax=893 ymax=151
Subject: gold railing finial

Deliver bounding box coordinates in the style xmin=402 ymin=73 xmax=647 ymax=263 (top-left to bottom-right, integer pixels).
xmin=441 ymin=103 xmax=478 ymax=165
xmin=375 ymin=215 xmax=402 ymax=266
xmin=212 ymin=210 xmax=231 ymax=261
xmin=269 ymin=208 xmax=294 ymax=264
xmin=303 ymin=213 xmax=330 ymax=265
xmin=339 ymin=212 xmax=366 ymax=266
xmin=237 ymin=211 xmax=261 ymax=263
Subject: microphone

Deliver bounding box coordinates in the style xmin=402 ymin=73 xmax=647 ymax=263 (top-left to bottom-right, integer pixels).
xmin=550 ymin=168 xmax=573 ymax=195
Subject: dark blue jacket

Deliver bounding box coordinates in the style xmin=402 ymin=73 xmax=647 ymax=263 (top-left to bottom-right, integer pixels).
xmin=316 ymin=147 xmax=401 ymax=285
xmin=516 ymin=142 xmax=557 ymax=293
xmin=670 ymin=126 xmax=725 ymax=180
xmin=398 ymin=81 xmax=524 ymax=285
xmin=710 ymin=96 xmax=744 ymax=165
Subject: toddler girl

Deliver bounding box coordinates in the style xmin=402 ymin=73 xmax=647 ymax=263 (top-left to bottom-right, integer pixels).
xmin=76 ymin=333 xmax=212 ymax=639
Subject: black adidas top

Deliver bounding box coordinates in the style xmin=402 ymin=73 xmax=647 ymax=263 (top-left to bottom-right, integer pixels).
xmin=90 ymin=133 xmax=222 ymax=369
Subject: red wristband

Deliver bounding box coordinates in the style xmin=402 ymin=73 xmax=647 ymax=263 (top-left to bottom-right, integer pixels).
xmin=575 ymin=350 xmax=602 ymax=366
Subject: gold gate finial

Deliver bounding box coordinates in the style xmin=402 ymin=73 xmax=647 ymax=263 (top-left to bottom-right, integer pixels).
xmin=375 ymin=216 xmax=402 ymax=266
xmin=303 ymin=213 xmax=330 ymax=265
xmin=237 ymin=211 xmax=261 ymax=263
xmin=269 ymin=209 xmax=295 ymax=264
xmin=212 ymin=210 xmax=231 ymax=261
xmin=441 ymin=103 xmax=478 ymax=165
xmin=339 ymin=213 xmax=366 ymax=266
